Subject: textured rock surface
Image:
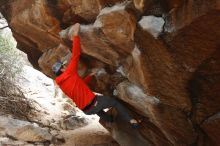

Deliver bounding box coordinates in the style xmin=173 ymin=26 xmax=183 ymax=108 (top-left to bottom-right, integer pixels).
xmin=162 ymin=0 xmax=216 ymax=32
xmin=201 ymin=112 xmax=220 ymax=146
xmin=1 ymin=0 xmax=220 ymax=145
xmin=0 ymin=116 xmax=52 ymax=142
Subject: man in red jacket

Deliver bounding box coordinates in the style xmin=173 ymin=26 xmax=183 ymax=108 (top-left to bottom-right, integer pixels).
xmin=52 ymin=23 xmax=139 ymax=128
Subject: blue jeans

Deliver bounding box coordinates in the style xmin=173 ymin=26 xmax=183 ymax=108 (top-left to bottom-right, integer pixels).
xmin=84 ymin=95 xmax=132 ymax=123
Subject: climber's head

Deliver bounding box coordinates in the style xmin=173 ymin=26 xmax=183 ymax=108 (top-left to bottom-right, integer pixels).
xmin=52 ymin=60 xmax=68 ymax=76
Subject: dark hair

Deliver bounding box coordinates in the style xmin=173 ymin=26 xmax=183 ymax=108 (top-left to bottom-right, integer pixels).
xmin=55 ymin=68 xmax=63 ymax=76
xmin=52 ymin=61 xmax=63 ymax=76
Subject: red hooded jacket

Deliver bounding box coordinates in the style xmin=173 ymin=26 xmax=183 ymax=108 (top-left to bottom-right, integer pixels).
xmin=55 ymin=36 xmax=95 ymax=110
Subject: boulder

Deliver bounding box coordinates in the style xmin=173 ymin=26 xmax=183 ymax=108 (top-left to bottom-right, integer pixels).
xmin=201 ymin=112 xmax=220 ymax=146
xmin=0 ymin=116 xmax=52 ymax=142
xmin=1 ymin=0 xmax=220 ymax=145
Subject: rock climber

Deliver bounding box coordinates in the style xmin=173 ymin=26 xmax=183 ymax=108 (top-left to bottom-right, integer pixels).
xmin=52 ymin=23 xmax=139 ymax=128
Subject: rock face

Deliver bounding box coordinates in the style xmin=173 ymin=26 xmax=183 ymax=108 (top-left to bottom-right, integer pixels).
xmin=0 ymin=115 xmax=52 ymax=144
xmin=1 ymin=0 xmax=220 ymax=145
